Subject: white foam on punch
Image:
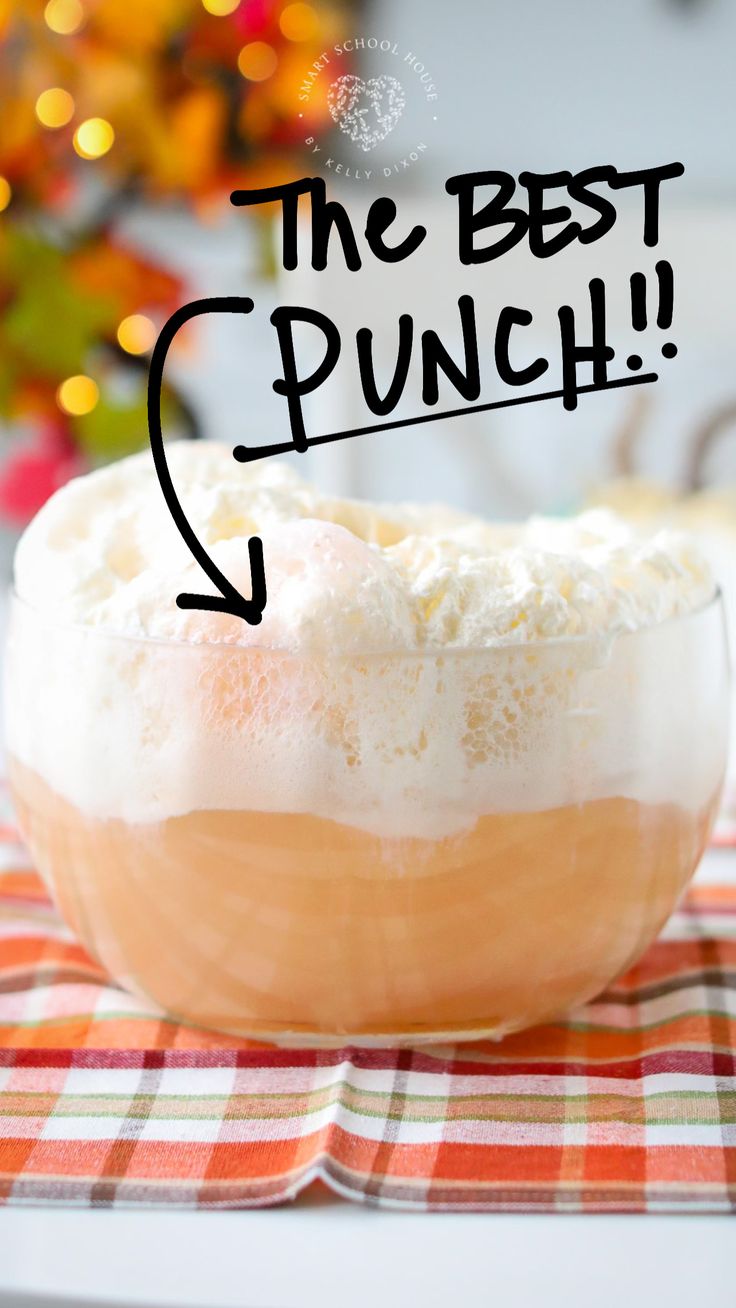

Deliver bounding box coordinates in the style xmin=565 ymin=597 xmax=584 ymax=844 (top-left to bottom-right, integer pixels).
xmin=7 ymin=443 xmax=724 ymax=836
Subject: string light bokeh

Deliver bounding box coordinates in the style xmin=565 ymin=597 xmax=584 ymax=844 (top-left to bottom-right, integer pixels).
xmin=0 ymin=0 xmax=349 ymax=524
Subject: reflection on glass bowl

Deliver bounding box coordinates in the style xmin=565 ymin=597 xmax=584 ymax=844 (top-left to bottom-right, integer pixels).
xmin=5 ymin=591 xmax=729 ymax=1045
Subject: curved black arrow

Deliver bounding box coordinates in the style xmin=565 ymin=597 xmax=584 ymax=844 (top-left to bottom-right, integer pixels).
xmin=147 ymin=297 xmax=267 ymax=626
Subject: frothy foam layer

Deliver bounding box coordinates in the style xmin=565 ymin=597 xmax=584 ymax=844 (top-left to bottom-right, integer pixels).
xmin=8 ymin=443 xmax=722 ymax=836
xmin=15 ymin=442 xmax=714 ymax=649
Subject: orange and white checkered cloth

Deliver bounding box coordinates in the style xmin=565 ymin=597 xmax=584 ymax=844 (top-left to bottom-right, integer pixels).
xmin=0 ymin=818 xmax=734 ymax=1212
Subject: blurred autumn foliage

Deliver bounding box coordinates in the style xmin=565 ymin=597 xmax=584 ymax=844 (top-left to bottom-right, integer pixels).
xmin=0 ymin=0 xmax=347 ymax=523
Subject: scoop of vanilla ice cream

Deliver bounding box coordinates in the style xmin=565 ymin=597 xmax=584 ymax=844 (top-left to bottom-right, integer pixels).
xmin=14 ymin=442 xmax=715 ymax=651
xmin=116 ymin=520 xmax=416 ymax=652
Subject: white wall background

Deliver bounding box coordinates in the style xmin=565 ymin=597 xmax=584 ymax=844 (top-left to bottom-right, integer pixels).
xmin=121 ymin=0 xmax=736 ymax=517
xmin=368 ymin=0 xmax=736 ymax=201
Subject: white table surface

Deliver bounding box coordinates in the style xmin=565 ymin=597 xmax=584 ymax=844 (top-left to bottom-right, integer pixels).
xmin=0 ymin=845 xmax=733 ymax=1308
xmin=0 ymin=1204 xmax=733 ymax=1308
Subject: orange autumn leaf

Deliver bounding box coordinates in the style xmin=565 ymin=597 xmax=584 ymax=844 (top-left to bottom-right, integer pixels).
xmin=0 ymin=0 xmax=12 ymax=40
xmin=67 ymin=46 xmax=149 ymax=119
xmin=0 ymin=95 xmax=39 ymax=175
xmin=89 ymin=0 xmax=197 ymax=55
xmin=70 ymin=242 xmax=182 ymax=318
xmin=13 ymin=378 xmax=58 ymax=419
xmin=168 ymin=85 xmax=227 ymax=191
xmin=238 ymin=92 xmax=276 ymax=143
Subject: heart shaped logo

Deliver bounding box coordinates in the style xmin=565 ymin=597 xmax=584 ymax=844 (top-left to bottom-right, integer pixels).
xmin=327 ymin=74 xmax=406 ymax=153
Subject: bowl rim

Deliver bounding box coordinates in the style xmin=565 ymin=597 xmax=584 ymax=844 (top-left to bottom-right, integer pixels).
xmin=6 ymin=584 xmax=725 ymax=660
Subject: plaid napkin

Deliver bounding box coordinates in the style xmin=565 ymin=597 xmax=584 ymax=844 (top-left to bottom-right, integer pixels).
xmin=0 ymin=826 xmax=735 ymax=1212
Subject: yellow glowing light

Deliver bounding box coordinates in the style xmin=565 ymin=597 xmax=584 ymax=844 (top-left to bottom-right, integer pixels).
xmin=44 ymin=0 xmax=84 ymax=35
xmin=73 ymin=117 xmax=115 ymax=160
xmin=279 ymin=2 xmax=318 ymax=42
xmin=237 ymin=41 xmax=278 ymax=81
xmin=117 ymin=314 xmax=156 ymax=355
xmin=201 ymin=0 xmax=239 ymax=13
xmin=35 ymin=87 xmax=75 ymax=129
xmin=0 ymin=177 xmax=11 ymax=213
xmin=56 ymin=374 xmax=99 ymax=416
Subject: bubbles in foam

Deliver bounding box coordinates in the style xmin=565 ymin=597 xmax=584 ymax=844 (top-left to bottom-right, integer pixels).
xmin=8 ymin=442 xmax=720 ymax=837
